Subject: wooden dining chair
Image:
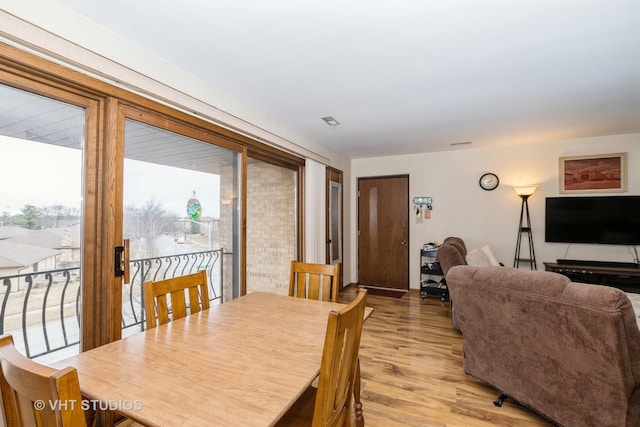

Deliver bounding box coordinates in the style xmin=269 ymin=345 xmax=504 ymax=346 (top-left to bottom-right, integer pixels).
xmin=277 ymin=289 xmax=368 ymax=427
xmin=289 ymin=261 xmax=340 ymax=303
xmin=0 ymin=334 xmax=87 ymax=427
xmin=143 ymin=270 xmax=210 ymax=329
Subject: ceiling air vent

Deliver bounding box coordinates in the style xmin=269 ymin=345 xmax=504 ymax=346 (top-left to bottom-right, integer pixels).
xmin=321 ymin=116 xmax=340 ymax=127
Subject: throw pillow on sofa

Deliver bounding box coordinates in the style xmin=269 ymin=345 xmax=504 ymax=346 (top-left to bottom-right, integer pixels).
xmin=480 ymin=244 xmax=501 ymax=266
xmin=466 ymin=248 xmax=491 ymax=267
xmin=465 ymin=244 xmax=501 ymax=267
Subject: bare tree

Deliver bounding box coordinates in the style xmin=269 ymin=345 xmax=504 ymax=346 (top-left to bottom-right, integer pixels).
xmin=124 ymin=200 xmax=176 ymax=258
xmin=41 ymin=204 xmax=65 ymax=228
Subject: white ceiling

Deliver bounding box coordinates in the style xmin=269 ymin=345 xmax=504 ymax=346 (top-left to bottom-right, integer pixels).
xmin=55 ymin=0 xmax=640 ymax=159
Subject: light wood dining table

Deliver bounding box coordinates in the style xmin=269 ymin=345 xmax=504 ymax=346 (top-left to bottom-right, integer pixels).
xmin=59 ymin=292 xmax=372 ymax=427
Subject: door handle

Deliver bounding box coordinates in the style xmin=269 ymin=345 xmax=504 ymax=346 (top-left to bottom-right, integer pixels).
xmin=123 ymin=239 xmax=130 ymax=284
xmin=115 ymin=246 xmax=124 ymax=277
xmin=400 ymin=240 xmax=407 ymax=246
xmin=115 ymin=239 xmax=130 ymax=284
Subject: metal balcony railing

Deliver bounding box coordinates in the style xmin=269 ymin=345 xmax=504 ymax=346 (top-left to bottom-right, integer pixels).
xmin=0 ymin=249 xmax=224 ymax=360
xmin=122 ymin=249 xmax=224 ymax=334
xmin=0 ymin=268 xmax=80 ymax=359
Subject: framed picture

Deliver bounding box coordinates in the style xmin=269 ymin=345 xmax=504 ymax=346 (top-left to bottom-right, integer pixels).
xmin=559 ymin=152 xmax=627 ymax=193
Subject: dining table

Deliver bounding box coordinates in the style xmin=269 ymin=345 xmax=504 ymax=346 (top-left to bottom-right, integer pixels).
xmin=58 ymin=291 xmax=373 ymax=427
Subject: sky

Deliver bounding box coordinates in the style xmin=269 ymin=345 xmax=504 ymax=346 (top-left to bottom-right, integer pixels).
xmin=1 ymin=135 xmax=221 ymax=218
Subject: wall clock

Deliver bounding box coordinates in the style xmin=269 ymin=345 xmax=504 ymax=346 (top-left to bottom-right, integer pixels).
xmin=479 ymin=172 xmax=499 ymax=191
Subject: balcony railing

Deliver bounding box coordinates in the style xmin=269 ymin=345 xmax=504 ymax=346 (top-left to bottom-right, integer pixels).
xmin=122 ymin=249 xmax=224 ymax=334
xmin=0 ymin=249 xmax=224 ymax=360
xmin=1 ymin=268 xmax=80 ymax=360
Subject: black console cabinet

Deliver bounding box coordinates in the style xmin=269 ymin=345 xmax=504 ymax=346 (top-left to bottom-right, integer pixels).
xmin=543 ymin=261 xmax=640 ymax=293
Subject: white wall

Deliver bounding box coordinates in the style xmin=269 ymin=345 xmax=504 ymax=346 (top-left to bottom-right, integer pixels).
xmin=350 ymin=134 xmax=639 ymax=288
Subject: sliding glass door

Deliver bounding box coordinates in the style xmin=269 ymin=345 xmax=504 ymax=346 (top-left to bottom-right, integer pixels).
xmin=0 ymin=83 xmax=89 ymax=362
xmin=119 ymin=109 xmax=242 ymax=334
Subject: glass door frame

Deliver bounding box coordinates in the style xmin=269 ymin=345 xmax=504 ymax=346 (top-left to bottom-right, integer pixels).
xmin=113 ymin=104 xmax=246 ymax=338
xmin=0 ymin=45 xmax=106 ymax=352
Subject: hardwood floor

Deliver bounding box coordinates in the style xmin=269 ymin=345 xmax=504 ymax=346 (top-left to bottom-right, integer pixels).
xmin=339 ymin=287 xmax=554 ymax=427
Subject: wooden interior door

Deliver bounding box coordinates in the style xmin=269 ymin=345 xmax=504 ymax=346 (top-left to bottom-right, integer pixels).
xmin=357 ymin=175 xmax=409 ymax=290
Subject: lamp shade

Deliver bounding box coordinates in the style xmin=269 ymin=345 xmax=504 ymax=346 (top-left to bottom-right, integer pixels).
xmin=513 ymin=185 xmax=539 ymax=197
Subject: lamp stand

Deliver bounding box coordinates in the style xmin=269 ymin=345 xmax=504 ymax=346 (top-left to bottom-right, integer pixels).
xmin=513 ymin=194 xmax=537 ymax=270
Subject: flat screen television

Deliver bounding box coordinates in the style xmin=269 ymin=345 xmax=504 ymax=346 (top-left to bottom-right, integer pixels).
xmin=545 ymin=196 xmax=640 ymax=245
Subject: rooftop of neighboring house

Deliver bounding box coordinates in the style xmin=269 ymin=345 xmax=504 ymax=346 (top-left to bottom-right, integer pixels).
xmin=0 ymin=224 xmax=80 ymax=270
xmin=0 ymin=240 xmax=61 ymax=269
xmin=0 ymin=224 xmax=80 ymax=249
xmin=0 ymin=225 xmax=33 ymax=240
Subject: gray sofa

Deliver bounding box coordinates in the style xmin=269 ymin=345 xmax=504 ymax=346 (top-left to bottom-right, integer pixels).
xmin=447 ymin=265 xmax=640 ymax=427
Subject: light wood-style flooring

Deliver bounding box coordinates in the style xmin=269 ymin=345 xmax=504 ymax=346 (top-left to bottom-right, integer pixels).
xmin=339 ymin=287 xmax=555 ymax=427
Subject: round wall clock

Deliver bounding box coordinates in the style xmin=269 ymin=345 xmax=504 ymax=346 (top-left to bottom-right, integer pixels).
xmin=479 ymin=173 xmax=499 ymax=191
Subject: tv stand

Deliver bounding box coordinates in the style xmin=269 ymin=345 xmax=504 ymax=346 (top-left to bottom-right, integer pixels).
xmin=556 ymin=259 xmax=639 ymax=269
xmin=544 ymin=261 xmax=640 ymax=293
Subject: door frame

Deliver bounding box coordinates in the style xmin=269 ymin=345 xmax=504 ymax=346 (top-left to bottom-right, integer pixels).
xmin=326 ymin=167 xmax=344 ymax=290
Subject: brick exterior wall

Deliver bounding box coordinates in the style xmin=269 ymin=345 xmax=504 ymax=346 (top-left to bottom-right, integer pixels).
xmin=220 ymin=160 xmax=297 ymax=299
xmin=245 ymin=161 xmax=297 ymax=295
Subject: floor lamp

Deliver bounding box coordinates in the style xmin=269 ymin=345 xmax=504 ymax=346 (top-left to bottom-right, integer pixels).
xmin=513 ymin=185 xmax=538 ymax=270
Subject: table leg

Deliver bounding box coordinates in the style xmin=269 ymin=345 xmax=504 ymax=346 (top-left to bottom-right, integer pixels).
xmin=353 ymin=358 xmax=364 ymax=427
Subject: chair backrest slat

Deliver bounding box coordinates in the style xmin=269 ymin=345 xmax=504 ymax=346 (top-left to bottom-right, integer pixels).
xmin=169 ymin=289 xmax=188 ymax=321
xmin=144 ymin=270 xmax=210 ymax=329
xmin=289 ymin=261 xmax=340 ymax=303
